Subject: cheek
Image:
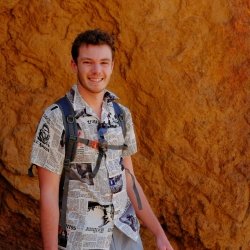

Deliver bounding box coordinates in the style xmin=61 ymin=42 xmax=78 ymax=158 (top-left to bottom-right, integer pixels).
xmin=78 ymin=66 xmax=88 ymax=75
xmin=105 ymin=67 xmax=113 ymax=76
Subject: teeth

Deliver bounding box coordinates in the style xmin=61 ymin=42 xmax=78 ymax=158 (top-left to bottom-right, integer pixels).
xmin=89 ymin=78 xmax=102 ymax=82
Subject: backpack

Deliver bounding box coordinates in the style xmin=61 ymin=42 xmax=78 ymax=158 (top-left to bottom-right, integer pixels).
xmin=29 ymin=95 xmax=142 ymax=247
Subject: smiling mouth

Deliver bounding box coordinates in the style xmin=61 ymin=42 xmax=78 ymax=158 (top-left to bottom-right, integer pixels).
xmin=88 ymin=77 xmax=103 ymax=83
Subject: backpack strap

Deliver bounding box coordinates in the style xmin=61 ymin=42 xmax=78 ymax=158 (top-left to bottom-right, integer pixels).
xmin=28 ymin=164 xmax=35 ymax=177
xmin=27 ymin=96 xmax=77 ymax=177
xmin=56 ymin=96 xmax=78 ymax=165
xmin=112 ymin=101 xmax=126 ymax=138
xmin=55 ymin=96 xmax=78 ymax=234
xmin=113 ymin=102 xmax=142 ymax=210
xmin=123 ymin=165 xmax=142 ymax=210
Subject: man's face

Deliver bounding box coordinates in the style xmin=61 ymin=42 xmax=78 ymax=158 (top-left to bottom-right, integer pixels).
xmin=72 ymin=44 xmax=114 ymax=95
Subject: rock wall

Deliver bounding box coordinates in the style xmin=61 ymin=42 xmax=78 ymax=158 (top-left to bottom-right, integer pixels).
xmin=0 ymin=0 xmax=249 ymax=249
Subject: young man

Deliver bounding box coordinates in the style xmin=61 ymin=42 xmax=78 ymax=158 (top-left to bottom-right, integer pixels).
xmin=30 ymin=29 xmax=174 ymax=250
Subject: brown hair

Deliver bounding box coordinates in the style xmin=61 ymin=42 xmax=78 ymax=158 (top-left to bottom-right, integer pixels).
xmin=71 ymin=29 xmax=115 ymax=63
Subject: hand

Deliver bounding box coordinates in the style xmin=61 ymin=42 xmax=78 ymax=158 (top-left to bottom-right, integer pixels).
xmin=156 ymin=234 xmax=174 ymax=250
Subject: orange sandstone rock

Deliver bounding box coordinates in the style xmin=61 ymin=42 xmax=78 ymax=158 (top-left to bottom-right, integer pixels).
xmin=0 ymin=0 xmax=249 ymax=249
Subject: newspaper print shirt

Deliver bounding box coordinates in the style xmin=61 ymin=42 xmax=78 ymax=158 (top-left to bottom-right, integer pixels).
xmin=30 ymin=84 xmax=140 ymax=250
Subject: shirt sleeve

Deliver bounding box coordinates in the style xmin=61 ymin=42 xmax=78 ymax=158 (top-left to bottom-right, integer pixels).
xmin=30 ymin=104 xmax=65 ymax=175
xmin=121 ymin=106 xmax=137 ymax=157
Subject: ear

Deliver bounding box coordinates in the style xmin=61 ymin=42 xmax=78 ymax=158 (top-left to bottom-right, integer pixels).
xmin=71 ymin=59 xmax=78 ymax=73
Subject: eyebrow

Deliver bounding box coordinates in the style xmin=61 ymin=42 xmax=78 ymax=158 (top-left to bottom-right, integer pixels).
xmin=79 ymin=57 xmax=112 ymax=62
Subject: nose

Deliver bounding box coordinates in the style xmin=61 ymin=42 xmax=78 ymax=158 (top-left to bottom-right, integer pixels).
xmin=92 ymin=63 xmax=102 ymax=73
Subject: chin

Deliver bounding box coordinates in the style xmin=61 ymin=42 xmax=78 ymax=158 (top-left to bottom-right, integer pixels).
xmin=88 ymin=88 xmax=105 ymax=94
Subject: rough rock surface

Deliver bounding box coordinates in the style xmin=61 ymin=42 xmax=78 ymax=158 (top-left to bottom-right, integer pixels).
xmin=0 ymin=0 xmax=249 ymax=249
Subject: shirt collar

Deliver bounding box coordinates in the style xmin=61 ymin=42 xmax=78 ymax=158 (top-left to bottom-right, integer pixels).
xmin=67 ymin=84 xmax=119 ymax=112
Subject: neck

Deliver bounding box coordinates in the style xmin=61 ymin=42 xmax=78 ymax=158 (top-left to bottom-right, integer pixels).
xmin=77 ymin=83 xmax=104 ymax=119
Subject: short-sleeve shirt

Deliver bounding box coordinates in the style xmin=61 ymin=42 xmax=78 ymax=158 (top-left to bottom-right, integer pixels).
xmin=30 ymin=85 xmax=140 ymax=250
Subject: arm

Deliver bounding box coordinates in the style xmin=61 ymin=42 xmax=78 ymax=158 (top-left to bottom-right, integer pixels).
xmin=123 ymin=156 xmax=174 ymax=250
xmin=38 ymin=166 xmax=60 ymax=250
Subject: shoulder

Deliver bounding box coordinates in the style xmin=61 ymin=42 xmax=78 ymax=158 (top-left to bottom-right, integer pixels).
xmin=40 ymin=102 xmax=64 ymax=128
xmin=105 ymin=89 xmax=133 ymax=119
xmin=113 ymin=102 xmax=131 ymax=116
xmin=116 ymin=103 xmax=133 ymax=122
xmin=112 ymin=102 xmax=135 ymax=133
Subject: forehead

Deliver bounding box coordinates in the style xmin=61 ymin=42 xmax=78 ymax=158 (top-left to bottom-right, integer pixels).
xmin=78 ymin=44 xmax=113 ymax=60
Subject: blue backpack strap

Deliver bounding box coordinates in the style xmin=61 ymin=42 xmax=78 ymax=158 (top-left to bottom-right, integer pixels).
xmin=56 ymin=96 xmax=78 ymax=165
xmin=28 ymin=96 xmax=77 ymax=178
xmin=55 ymin=95 xmax=78 ymax=244
xmin=112 ymin=101 xmax=126 ymax=138
xmin=113 ymin=102 xmax=142 ymax=210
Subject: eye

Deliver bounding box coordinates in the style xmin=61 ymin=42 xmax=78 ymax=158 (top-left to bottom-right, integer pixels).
xmin=101 ymin=61 xmax=110 ymax=65
xmin=82 ymin=61 xmax=91 ymax=64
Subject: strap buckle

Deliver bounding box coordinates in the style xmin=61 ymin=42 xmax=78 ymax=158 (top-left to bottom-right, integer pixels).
xmin=90 ymin=140 xmax=99 ymax=149
xmin=63 ymin=159 xmax=71 ymax=166
xmin=69 ymin=135 xmax=77 ymax=142
xmin=98 ymin=140 xmax=108 ymax=152
xmin=89 ymin=140 xmax=108 ymax=152
xmin=66 ymin=115 xmax=75 ymax=123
